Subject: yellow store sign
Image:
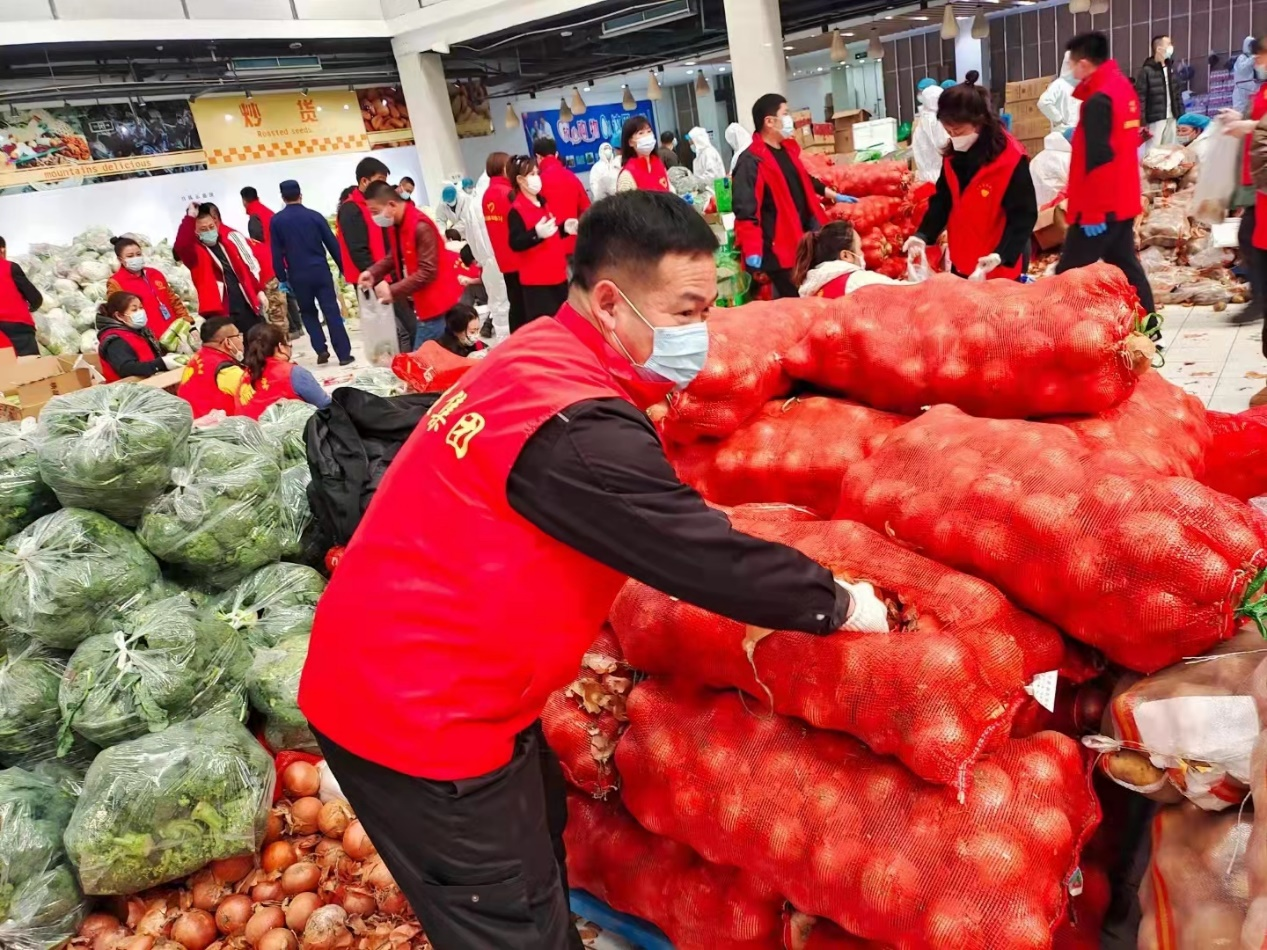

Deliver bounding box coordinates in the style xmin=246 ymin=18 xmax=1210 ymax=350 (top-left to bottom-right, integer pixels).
xmin=190 ymin=90 xmax=369 ymax=167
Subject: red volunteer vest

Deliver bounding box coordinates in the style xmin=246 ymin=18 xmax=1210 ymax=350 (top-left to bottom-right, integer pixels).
xmin=237 ymin=357 xmax=299 ymax=420
xmin=246 ymin=200 xmax=275 ymax=244
xmin=483 ymin=177 xmax=519 ymax=275
xmin=110 ymin=266 xmax=180 ymax=337
xmin=944 ymin=133 xmax=1026 ymax=281
xmin=97 ymin=325 xmax=162 ymax=383
xmin=298 ymin=306 xmax=675 ymax=780
xmin=0 ymin=263 xmax=34 ymax=327
xmin=623 ymin=154 xmax=671 ymax=192
xmin=1067 ymin=61 xmax=1144 ymax=225
xmin=1243 ymin=81 xmax=1267 ymax=186
xmin=510 ymin=193 xmax=570 ymax=287
xmin=251 ymin=239 xmax=276 ymax=284
xmin=814 ymin=274 xmax=852 ymax=298
xmin=180 ymin=219 xmax=264 ymax=318
xmin=538 ymin=155 xmax=591 ymax=256
xmin=398 ymin=203 xmax=463 ymax=321
xmin=177 ymin=348 xmax=242 ymax=418
xmin=338 ymin=188 xmax=396 ymax=283
xmin=734 ymin=137 xmax=830 ymax=271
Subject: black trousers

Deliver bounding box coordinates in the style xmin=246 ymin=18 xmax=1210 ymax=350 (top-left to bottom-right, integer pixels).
xmin=761 ymin=268 xmax=800 ymax=299
xmin=1241 ymin=205 xmax=1266 ymax=317
xmin=505 ymin=272 xmax=529 ymax=334
xmin=520 ymin=282 xmax=569 ymax=326
xmin=0 ymin=321 xmax=39 ymax=356
xmin=1055 ymin=217 xmax=1156 ymax=315
xmin=314 ymin=725 xmax=583 ymax=950
xmin=392 ymin=299 xmax=419 ymax=353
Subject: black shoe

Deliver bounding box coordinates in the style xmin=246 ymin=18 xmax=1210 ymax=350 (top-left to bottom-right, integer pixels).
xmin=480 ymin=317 xmax=494 ymax=339
xmin=317 ymin=352 xmax=330 ymax=365
xmin=1233 ymin=303 xmax=1263 ymax=325
xmin=338 ymin=357 xmax=355 ymax=367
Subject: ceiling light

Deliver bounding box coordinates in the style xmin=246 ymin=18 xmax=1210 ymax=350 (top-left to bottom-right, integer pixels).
xmin=317 ymin=106 xmax=323 ymax=112
xmin=885 ymin=15 xmax=893 ymax=19
xmin=559 ymin=98 xmax=573 ymax=122
xmin=245 ymin=90 xmax=253 ymax=100
xmin=911 ymin=14 xmax=929 ymax=19
xmin=560 ymin=29 xmax=573 ymax=36
xmin=784 ymin=45 xmax=795 ymax=50
xmin=842 ymin=31 xmax=854 ymax=36
xmin=1069 ymin=0 xmax=1091 ymax=11
xmin=719 ymin=66 xmax=727 ymax=72
xmin=694 ymin=71 xmax=711 ymax=95
xmin=571 ymin=86 xmax=587 ymax=115
xmin=686 ymin=69 xmax=694 ymax=74
xmin=301 ymin=86 xmax=309 ymax=96
xmin=941 ymin=2 xmax=958 ymax=38
xmin=830 ymin=30 xmax=848 ymax=61
xmin=622 ymin=86 xmax=636 ymax=109
xmin=817 ymin=67 xmax=825 ymax=72
xmin=868 ymin=29 xmax=884 ymax=59
xmin=289 ymin=41 xmax=302 ymax=49
xmin=685 ymin=60 xmax=696 ymax=66
xmin=1089 ymin=0 xmax=1109 ymax=10
xmin=648 ymin=71 xmax=662 ymax=99
xmin=971 ymin=7 xmax=989 ymax=37
xmin=504 ymin=102 xmax=520 ymax=129
xmin=224 ymin=114 xmax=234 ymax=122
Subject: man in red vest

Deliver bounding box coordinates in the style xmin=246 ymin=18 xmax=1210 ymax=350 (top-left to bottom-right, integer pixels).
xmin=0 ymin=235 xmax=42 ymax=355
xmin=241 ymin=186 xmax=275 ymax=245
xmin=1055 ymin=32 xmax=1157 ymax=317
xmin=533 ymin=138 xmax=591 ymax=258
xmin=360 ymin=181 xmax=461 ymax=347
xmin=176 ymin=317 xmax=245 ymax=418
xmin=299 ymin=191 xmax=886 ymax=950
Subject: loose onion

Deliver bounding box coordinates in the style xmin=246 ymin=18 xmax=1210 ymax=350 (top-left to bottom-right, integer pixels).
xmin=137 ymin=903 xmax=174 ymax=938
xmin=282 ymin=762 xmax=320 ymax=798
xmin=190 ymin=871 xmax=228 ymax=912
xmin=251 ymin=881 xmax=285 ymax=904
xmin=258 ymin=931 xmax=298 ymax=950
xmin=215 ymin=895 xmax=252 ymax=936
xmin=301 ymin=906 xmax=348 ymax=950
xmin=317 ymin=801 xmax=353 ymax=840
xmin=314 ymin=839 xmax=341 ymax=858
xmin=285 ymin=894 xmax=322 ymax=933
xmin=92 ymin=927 xmax=129 ymax=950
xmin=281 ymin=862 xmax=321 ymax=896
xmin=244 ymin=907 xmax=286 ymax=948
xmin=124 ymin=937 xmax=155 ymax=950
xmin=210 ymin=855 xmax=255 ymax=884
xmin=376 ymin=887 xmax=408 ymax=918
xmin=264 ymin=809 xmax=285 ymax=846
xmin=80 ymin=914 xmax=124 ymax=941
xmin=339 ymin=888 xmax=375 ymax=917
xmin=263 ymin=841 xmax=299 ymax=874
xmin=361 ymin=858 xmax=394 ymax=890
xmin=289 ymin=797 xmax=323 ymax=835
xmin=172 ymin=911 xmax=218 ymax=950
xmin=341 ymin=822 xmax=375 ymax=861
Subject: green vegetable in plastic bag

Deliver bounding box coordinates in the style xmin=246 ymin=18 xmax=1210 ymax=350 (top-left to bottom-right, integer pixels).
xmin=0 ymin=420 xmax=57 ymax=545
xmin=0 ymin=645 xmax=97 ymax=771
xmin=58 ymin=594 xmax=251 ymax=751
xmin=347 ymin=368 xmax=407 ymax=398
xmin=37 ymin=384 xmax=192 ymax=526
xmin=259 ymin=401 xmax=316 ymax=466
xmin=63 ymin=712 xmax=274 ymax=895
xmin=278 ymin=464 xmax=318 ymax=563
xmin=191 ymin=417 xmax=281 ymax=461
xmin=0 ymin=509 xmax=160 ymax=650
xmin=247 ymin=635 xmax=318 ymax=754
xmin=214 ymin=562 xmax=326 ymax=650
xmin=137 ymin=440 xmax=284 ymax=588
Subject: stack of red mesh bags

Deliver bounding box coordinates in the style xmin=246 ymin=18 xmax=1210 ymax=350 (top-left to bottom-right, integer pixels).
xmin=390 ymin=340 xmax=475 ymax=393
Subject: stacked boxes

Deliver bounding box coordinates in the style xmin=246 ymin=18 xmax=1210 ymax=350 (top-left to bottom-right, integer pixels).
xmin=1005 ymin=75 xmax=1054 ymax=157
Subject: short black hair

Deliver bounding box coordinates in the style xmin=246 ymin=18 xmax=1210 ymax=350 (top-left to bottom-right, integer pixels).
xmin=572 ymin=191 xmax=718 ymax=291
xmin=1152 ymin=34 xmax=1169 ymax=48
xmin=356 ymin=157 xmax=390 ymax=184
xmin=363 ymin=180 xmax=400 ymax=203
xmin=1066 ymin=31 xmax=1110 ymax=65
xmin=752 ymin=93 xmax=787 ymax=131
xmin=444 ymin=302 xmax=479 ymax=336
xmin=400 ymin=176 xmax=415 ymax=186
xmin=0 ymin=236 xmax=6 ymax=251
xmin=200 ymin=317 xmax=238 ymax=345
xmin=240 ymin=186 xmax=259 ymax=202
xmin=660 ymin=131 xmax=676 ymax=144
xmin=339 ymin=185 xmax=357 ymax=203
xmin=196 ymin=202 xmax=218 ymax=221
xmin=533 ymin=138 xmax=558 ymax=157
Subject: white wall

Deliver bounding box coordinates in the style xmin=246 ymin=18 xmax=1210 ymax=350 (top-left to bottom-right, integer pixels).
xmin=0 ymin=145 xmax=423 ymax=256
xmin=787 ymin=74 xmax=834 ymax=121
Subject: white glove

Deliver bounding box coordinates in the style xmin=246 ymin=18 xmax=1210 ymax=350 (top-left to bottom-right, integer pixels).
xmin=837 ymin=579 xmax=890 ymax=633
xmin=162 ymin=354 xmax=182 ymax=371
xmin=975 ymin=253 xmax=1002 ymax=274
xmin=902 ymin=235 xmax=926 ymax=258
xmin=535 ymin=216 xmax=559 ymax=239
xmin=563 ymin=218 xmax=579 ymax=236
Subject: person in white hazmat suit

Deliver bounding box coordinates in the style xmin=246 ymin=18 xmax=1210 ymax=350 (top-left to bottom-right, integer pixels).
xmin=434 ymin=183 xmax=469 ymax=238
xmin=1037 ymin=55 xmax=1082 ymax=134
xmin=1029 ymin=128 xmax=1074 ymax=210
xmin=912 ymin=83 xmax=949 ymax=184
xmin=725 ymin=123 xmax=752 ymax=175
xmin=589 ymin=143 xmax=621 ymax=201
xmin=688 ymin=127 xmax=727 ymax=189
xmin=459 ymin=167 xmax=509 ymax=338
xmin=1176 ymin=112 xmax=1214 ymax=163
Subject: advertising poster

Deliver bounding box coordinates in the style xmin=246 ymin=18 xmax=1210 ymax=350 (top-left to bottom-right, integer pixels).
xmin=450 ymin=78 xmax=493 ymax=139
xmin=520 ymin=99 xmax=656 ymax=173
xmin=190 ymin=90 xmax=368 ymax=167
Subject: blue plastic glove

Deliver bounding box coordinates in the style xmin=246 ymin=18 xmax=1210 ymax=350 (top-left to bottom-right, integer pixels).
xmin=1081 ymin=222 xmax=1108 ymax=237
xmin=683 ymin=194 xmax=694 ymax=205
xmin=278 ymin=281 xmax=293 ymax=295
xmin=745 ymin=255 xmax=763 ymax=270
xmin=835 ymin=194 xmax=858 ymax=204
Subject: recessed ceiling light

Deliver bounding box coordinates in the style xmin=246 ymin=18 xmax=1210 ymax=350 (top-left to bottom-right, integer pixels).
xmin=911 ymin=14 xmax=929 ymax=19
xmin=885 ymin=15 xmax=894 ymax=18
xmin=719 ymin=66 xmax=727 ymax=72
xmin=685 ymin=60 xmax=696 ymax=65
xmin=817 ymin=67 xmax=825 ymax=72
xmin=561 ymin=29 xmax=573 ymax=36
xmin=784 ymin=45 xmax=795 ymax=50
xmin=842 ymin=31 xmax=854 ymax=36
xmin=289 ymin=42 xmax=302 ymax=49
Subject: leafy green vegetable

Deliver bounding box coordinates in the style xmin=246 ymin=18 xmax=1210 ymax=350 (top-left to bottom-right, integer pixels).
xmin=258 ymin=401 xmax=316 ymax=466
xmin=247 ymin=635 xmax=318 ymax=753
xmin=191 ymin=417 xmax=281 ymax=461
xmin=63 ymin=712 xmax=273 ymax=895
xmin=347 ymin=368 xmax=407 ymax=398
xmin=36 ymin=384 xmax=192 ymax=526
xmin=0 ymin=509 xmax=160 ymax=650
xmin=214 ymin=563 xmax=326 ymax=650
xmin=0 ymin=420 xmax=57 ymax=544
xmin=0 ymin=646 xmax=97 ymax=771
xmin=137 ymin=440 xmax=284 ymax=588
xmin=58 ymin=594 xmax=251 ymax=751
xmin=278 ymin=464 xmax=319 ymax=564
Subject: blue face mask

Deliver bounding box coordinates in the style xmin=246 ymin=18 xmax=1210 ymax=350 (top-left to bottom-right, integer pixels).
xmin=198 ymin=230 xmax=218 ymax=247
xmin=129 ymin=310 xmax=148 ymax=329
xmin=612 ymin=287 xmax=709 ymax=390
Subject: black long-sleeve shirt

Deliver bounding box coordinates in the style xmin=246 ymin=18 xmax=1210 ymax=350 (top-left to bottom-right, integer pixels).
xmin=506 ymin=397 xmax=850 ymax=633
xmin=916 ymin=138 xmax=1038 ymax=268
xmin=1079 ymin=94 xmax=1116 ymax=174
xmin=336 ymin=198 xmax=392 ymax=275
xmin=507 ymin=196 xmax=554 ymax=254
xmin=7 ymin=262 xmax=41 ymax=312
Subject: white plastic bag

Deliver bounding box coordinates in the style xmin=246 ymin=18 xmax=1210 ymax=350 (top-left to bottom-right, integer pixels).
xmin=1192 ymin=118 xmax=1242 ymax=225
xmin=906 ymin=247 xmax=934 ymax=283
xmin=356 ymin=288 xmax=400 ymax=368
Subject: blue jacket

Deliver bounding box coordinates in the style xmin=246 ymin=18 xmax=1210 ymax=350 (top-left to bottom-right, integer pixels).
xmin=271 ymin=203 xmax=342 ymax=285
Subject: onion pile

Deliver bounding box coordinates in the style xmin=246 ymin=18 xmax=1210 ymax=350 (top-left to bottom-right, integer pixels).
xmin=71 ymin=795 xmax=428 ymax=950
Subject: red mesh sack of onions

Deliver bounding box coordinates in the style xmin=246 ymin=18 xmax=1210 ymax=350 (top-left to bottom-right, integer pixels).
xmin=1203 ymin=405 xmax=1267 ymax=501
xmin=783 ymin=912 xmax=888 ymax=949
xmin=1055 ymin=370 xmax=1211 ymax=479
xmin=654 ymin=300 xmax=827 ymax=445
xmin=800 ymin=154 xmax=912 ymax=198
xmin=390 ymin=341 xmax=474 ymax=394
xmin=610 ymin=508 xmax=1063 ymax=792
xmin=667 ymin=396 xmax=909 ymax=516
xmin=540 ymin=627 xmax=631 ymax=799
xmin=616 ymin=680 xmax=1099 ymax=950
xmin=1137 ymin=804 xmax=1251 ymax=950
xmin=837 ymin=404 xmax=1267 ymax=673
xmin=784 ymin=263 xmax=1155 ymax=419
xmin=564 ymin=792 xmax=784 ymax=950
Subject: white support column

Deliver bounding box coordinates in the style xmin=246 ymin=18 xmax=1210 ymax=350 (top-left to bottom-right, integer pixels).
xmin=954 ymin=22 xmax=984 ymax=83
xmin=721 ymin=0 xmax=787 ymax=129
xmin=393 ymin=49 xmax=466 ymax=205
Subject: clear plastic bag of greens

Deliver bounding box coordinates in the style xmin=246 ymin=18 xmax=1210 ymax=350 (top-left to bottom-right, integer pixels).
xmin=277 ymin=464 xmax=318 ymax=563
xmin=214 ymin=562 xmax=326 ymax=651
xmin=0 ymin=766 xmax=87 ymax=950
xmin=0 ymin=644 xmax=97 ymax=771
xmin=259 ymin=401 xmax=316 ymax=466
xmin=137 ymin=439 xmax=284 ymax=589
xmin=63 ymin=712 xmax=274 ymax=895
xmin=37 ymin=384 xmax=193 ymax=526
xmin=347 ymin=368 xmax=407 ymax=398
xmin=58 ymin=594 xmax=251 ymax=752
xmin=191 ymin=416 xmax=282 ymax=461
xmin=0 ymin=509 xmax=160 ymax=650
xmin=247 ymin=635 xmax=318 ymax=754
xmin=0 ymin=420 xmax=57 ymax=545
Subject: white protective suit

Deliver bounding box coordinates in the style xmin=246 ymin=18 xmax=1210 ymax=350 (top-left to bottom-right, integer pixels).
xmin=912 ymin=85 xmax=949 ymax=184
xmin=1029 ymin=129 xmax=1072 ymax=209
xmin=435 ymin=188 xmax=469 ymax=238
xmin=725 ymin=123 xmax=752 ymax=174
xmin=589 ymin=143 xmax=620 ymax=201
xmin=1234 ymin=37 xmax=1258 ymax=118
xmin=460 ymin=172 xmax=509 ymax=338
xmin=1037 ymin=55 xmax=1082 ymax=134
xmin=688 ymin=127 xmax=727 ymax=186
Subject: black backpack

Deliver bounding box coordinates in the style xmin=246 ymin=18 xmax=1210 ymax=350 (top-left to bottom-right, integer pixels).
xmin=305 ymin=387 xmax=439 ymax=547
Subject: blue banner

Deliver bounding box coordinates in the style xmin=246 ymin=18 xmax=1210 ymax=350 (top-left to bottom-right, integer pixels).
xmin=521 ymin=99 xmax=657 ymax=174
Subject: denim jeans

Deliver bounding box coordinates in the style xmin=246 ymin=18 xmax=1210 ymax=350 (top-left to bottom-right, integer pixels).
xmin=413 ymin=315 xmax=445 ymax=349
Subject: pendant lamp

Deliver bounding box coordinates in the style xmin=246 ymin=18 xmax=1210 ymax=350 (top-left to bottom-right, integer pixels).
xmin=622 ymin=85 xmax=637 ymax=110
xmin=971 ymin=6 xmax=989 ymax=38
xmin=941 ymin=2 xmax=958 ymax=39
xmin=571 ymin=87 xmax=587 ymax=115
xmin=559 ymin=98 xmax=573 ymax=122
xmin=830 ymin=30 xmax=849 ymax=62
xmin=1089 ymin=0 xmax=1109 ymax=12
xmin=648 ymin=71 xmax=662 ymax=100
xmin=1069 ymin=0 xmax=1091 ymax=12
xmin=504 ymin=102 xmax=520 ymax=129
xmin=694 ymin=71 xmax=711 ymax=95
xmin=868 ymin=28 xmax=884 ymax=60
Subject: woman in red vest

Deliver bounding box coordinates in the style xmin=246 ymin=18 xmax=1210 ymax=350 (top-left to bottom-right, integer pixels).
xmin=905 ymin=76 xmax=1037 ymax=281
xmin=616 ymin=116 xmax=671 ymax=193
xmin=107 ymin=236 xmax=191 ymax=343
xmin=505 ymin=155 xmax=574 ymax=324
xmin=95 ymin=292 xmax=178 ymax=382
xmin=236 ymin=323 xmax=331 ymax=420
xmin=176 ymin=317 xmax=246 ymax=418
xmin=1225 ymin=36 xmax=1267 ymax=322
xmin=482 ymin=151 xmax=527 ymax=332
xmin=0 ymin=235 xmax=42 ymax=355
xmin=792 ymin=222 xmax=903 ymax=298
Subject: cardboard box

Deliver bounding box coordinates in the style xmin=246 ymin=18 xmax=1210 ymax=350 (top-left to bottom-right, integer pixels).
xmin=1019 ymin=135 xmax=1047 ymax=157
xmin=0 ymin=349 xmax=93 ymax=421
xmin=1007 ymin=98 xmax=1044 ymax=122
xmin=792 ymin=109 xmax=814 ymax=128
xmin=1033 ymin=203 xmax=1068 ymax=250
xmin=1005 ymin=76 xmax=1054 ymax=103
xmin=832 ymin=109 xmax=873 ymax=154
xmin=1011 ymin=114 xmax=1052 ymax=141
xmin=801 ymin=143 xmax=837 ymax=156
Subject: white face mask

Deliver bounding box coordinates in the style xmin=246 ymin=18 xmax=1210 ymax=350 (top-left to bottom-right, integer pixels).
xmin=950 ymin=131 xmax=980 ymax=152
xmin=129 ymin=309 xmax=148 ymax=329
xmin=372 ymin=212 xmax=394 ymax=227
xmin=609 ymin=286 xmax=709 ymax=390
xmin=198 ymin=230 xmax=219 ymax=247
xmin=1163 ymin=45 xmax=1174 ymax=58
xmin=521 ymin=174 xmax=543 ymax=196
xmin=635 ymin=133 xmax=656 ymax=156
xmin=123 ymin=257 xmax=145 ymax=273
xmin=780 ymin=115 xmax=795 ymax=139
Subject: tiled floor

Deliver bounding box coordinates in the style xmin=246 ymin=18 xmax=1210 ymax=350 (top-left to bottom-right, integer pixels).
xmin=1156 ymin=302 xmax=1265 ymax=412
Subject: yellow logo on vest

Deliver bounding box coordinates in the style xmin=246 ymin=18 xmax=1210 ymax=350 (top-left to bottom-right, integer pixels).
xmin=979 ymin=185 xmax=991 ymax=199
xmin=445 ymin=413 xmax=485 ymax=459
xmin=426 ymin=390 xmax=468 ymax=432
